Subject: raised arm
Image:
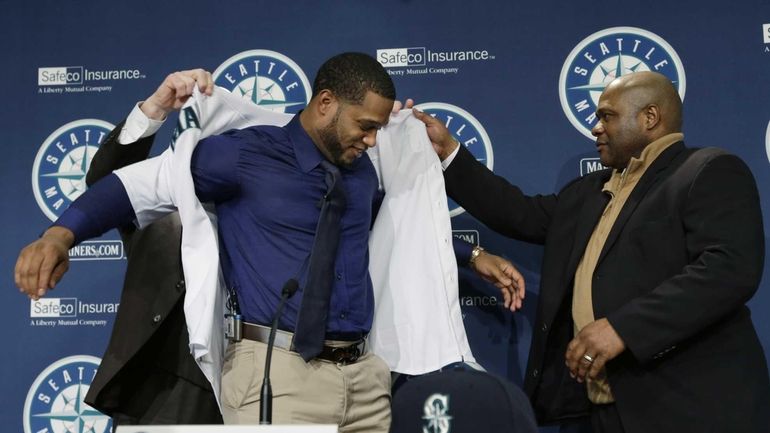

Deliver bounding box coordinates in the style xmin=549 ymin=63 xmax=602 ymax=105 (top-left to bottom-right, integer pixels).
xmin=88 ymin=68 xmax=214 ymax=184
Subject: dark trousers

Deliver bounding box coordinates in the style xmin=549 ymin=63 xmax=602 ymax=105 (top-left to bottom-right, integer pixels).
xmin=591 ymin=403 xmax=626 ymax=433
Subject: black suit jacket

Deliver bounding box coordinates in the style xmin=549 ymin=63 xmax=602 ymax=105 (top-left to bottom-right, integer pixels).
xmin=445 ymin=142 xmax=770 ymax=433
xmin=83 ymin=122 xmax=220 ymax=423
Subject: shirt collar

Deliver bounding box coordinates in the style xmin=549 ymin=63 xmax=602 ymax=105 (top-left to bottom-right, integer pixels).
xmin=623 ymin=132 xmax=684 ymax=177
xmin=603 ymin=132 xmax=684 ymax=194
xmin=287 ymin=113 xmax=325 ymax=173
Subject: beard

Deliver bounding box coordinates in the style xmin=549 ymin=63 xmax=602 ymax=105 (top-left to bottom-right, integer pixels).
xmin=318 ymin=108 xmax=350 ymax=168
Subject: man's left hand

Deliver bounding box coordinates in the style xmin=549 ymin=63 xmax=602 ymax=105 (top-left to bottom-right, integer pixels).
xmin=565 ymin=318 xmax=626 ymax=382
xmin=470 ymin=251 xmax=526 ymax=312
xmin=411 ymin=108 xmax=458 ymax=160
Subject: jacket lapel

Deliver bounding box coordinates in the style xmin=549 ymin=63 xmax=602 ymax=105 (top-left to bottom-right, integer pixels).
xmin=596 ymin=141 xmax=686 ymax=265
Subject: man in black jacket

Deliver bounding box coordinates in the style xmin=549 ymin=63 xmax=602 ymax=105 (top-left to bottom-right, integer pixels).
xmin=414 ymin=71 xmax=770 ymax=432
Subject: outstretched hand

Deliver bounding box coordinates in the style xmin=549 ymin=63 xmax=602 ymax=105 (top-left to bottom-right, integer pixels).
xmin=411 ymin=108 xmax=459 ymax=161
xmin=141 ymin=69 xmax=214 ymax=120
xmin=14 ymin=226 xmax=75 ymax=300
xmin=470 ymin=251 xmax=526 ymax=312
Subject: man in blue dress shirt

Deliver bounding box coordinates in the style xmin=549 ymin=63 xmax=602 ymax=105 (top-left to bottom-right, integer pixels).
xmin=18 ymin=52 xmax=397 ymax=431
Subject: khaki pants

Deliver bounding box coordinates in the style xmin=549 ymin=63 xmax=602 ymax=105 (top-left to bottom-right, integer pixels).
xmin=221 ymin=339 xmax=391 ymax=432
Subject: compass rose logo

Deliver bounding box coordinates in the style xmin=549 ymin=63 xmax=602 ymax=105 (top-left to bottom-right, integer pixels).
xmin=559 ymin=27 xmax=686 ymax=140
xmin=415 ymin=102 xmax=493 ymax=217
xmin=31 ymin=119 xmax=114 ymax=221
xmin=422 ymin=393 xmax=452 ymax=433
xmin=23 ymin=355 xmax=111 ymax=433
xmin=213 ymin=49 xmax=311 ymax=113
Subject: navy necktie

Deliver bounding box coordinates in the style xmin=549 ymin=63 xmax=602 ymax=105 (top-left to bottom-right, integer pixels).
xmin=292 ymin=160 xmax=347 ymax=361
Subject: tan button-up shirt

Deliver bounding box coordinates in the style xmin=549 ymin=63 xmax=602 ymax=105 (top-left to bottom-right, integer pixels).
xmin=572 ymin=132 xmax=684 ymax=404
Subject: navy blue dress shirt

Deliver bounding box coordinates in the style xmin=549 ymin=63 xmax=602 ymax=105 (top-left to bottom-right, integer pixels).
xmin=59 ymin=115 xmax=379 ymax=335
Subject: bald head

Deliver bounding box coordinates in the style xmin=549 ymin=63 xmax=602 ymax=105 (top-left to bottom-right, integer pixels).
xmin=592 ymin=71 xmax=684 ymax=169
xmin=604 ymin=71 xmax=683 ymax=136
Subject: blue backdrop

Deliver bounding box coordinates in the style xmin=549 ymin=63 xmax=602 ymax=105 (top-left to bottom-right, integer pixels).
xmin=3 ymin=1 xmax=770 ymax=432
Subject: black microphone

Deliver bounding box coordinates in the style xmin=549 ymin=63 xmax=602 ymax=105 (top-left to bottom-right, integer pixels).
xmin=260 ymin=278 xmax=299 ymax=424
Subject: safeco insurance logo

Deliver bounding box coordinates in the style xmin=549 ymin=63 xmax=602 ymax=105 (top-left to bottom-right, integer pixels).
xmin=376 ymin=46 xmax=494 ymax=77
xmin=38 ymin=67 xmax=83 ymax=86
xmin=29 ymin=297 xmax=119 ymax=328
xmin=377 ymin=47 xmax=427 ymax=67
xmin=37 ymin=65 xmax=145 ymax=94
xmin=30 ymin=298 xmax=78 ymax=318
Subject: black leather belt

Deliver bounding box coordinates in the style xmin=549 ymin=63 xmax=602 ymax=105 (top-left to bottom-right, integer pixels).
xmin=241 ymin=322 xmax=364 ymax=365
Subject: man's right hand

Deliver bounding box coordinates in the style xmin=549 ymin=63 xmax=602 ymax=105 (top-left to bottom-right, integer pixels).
xmin=412 ymin=108 xmax=459 ymax=161
xmin=14 ymin=226 xmax=75 ymax=300
xmin=140 ymin=69 xmax=214 ymax=120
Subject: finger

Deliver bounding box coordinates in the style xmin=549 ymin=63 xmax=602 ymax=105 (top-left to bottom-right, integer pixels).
xmin=391 ymin=100 xmax=403 ymax=113
xmin=514 ymin=290 xmax=524 ymax=311
xmin=181 ymin=72 xmax=196 ymax=97
xmin=37 ymin=248 xmax=60 ymax=293
xmin=14 ymin=249 xmax=27 ymax=291
xmin=169 ymin=72 xmax=194 ymax=100
xmin=587 ymin=353 xmax=607 ymax=380
xmin=190 ymin=68 xmax=214 ymax=95
xmin=166 ymin=71 xmax=185 ymax=95
xmin=404 ymin=98 xmax=415 ymax=109
xmin=168 ymin=74 xmax=196 ymax=109
xmin=575 ymin=353 xmax=594 ymax=383
xmin=163 ymin=73 xmax=183 ymax=102
xmin=493 ymin=281 xmax=514 ymax=311
xmin=511 ymin=267 xmax=527 ymax=299
xmin=565 ymin=339 xmax=584 ymax=375
xmin=411 ymin=108 xmax=434 ymax=125
xmin=158 ymin=72 xmax=176 ymax=94
xmin=204 ymin=71 xmax=214 ymax=95
xmin=50 ymin=260 xmax=69 ymax=289
xmin=502 ymin=262 xmax=526 ymax=300
xmin=21 ymin=248 xmax=44 ymax=297
xmin=494 ymin=262 xmax=518 ymax=310
xmin=494 ymin=282 xmax=512 ymax=309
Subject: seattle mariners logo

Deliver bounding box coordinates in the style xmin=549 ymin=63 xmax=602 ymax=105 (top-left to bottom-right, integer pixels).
xmin=23 ymin=355 xmax=111 ymax=433
xmin=559 ymin=27 xmax=686 ymax=139
xmin=415 ymin=102 xmax=493 ymax=217
xmin=32 ymin=119 xmax=114 ymax=221
xmin=213 ymin=49 xmax=311 ymax=112
xmin=422 ymin=393 xmax=452 ymax=433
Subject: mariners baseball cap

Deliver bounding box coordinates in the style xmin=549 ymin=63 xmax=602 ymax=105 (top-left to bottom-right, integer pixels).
xmin=390 ymin=369 xmax=538 ymax=432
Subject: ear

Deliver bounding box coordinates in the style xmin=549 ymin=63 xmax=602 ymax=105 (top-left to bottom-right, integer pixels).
xmin=315 ymin=89 xmax=338 ymax=117
xmin=642 ymin=104 xmax=661 ymax=131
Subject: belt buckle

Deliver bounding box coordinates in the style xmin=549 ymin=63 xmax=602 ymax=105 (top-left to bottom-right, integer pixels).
xmin=331 ymin=344 xmax=361 ymax=365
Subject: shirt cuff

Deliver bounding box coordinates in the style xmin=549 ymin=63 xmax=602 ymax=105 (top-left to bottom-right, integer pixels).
xmin=441 ymin=145 xmax=461 ymax=170
xmin=53 ymin=174 xmax=136 ymax=244
xmin=117 ymin=102 xmax=165 ymax=144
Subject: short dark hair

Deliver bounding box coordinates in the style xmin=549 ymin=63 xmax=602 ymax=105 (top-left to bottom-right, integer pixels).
xmin=312 ymin=52 xmax=396 ymax=104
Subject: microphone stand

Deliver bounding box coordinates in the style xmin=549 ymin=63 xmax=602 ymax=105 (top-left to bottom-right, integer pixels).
xmin=260 ymin=278 xmax=298 ymax=424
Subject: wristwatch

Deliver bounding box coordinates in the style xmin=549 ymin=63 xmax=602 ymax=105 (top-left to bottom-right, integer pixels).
xmin=469 ymin=245 xmax=485 ymax=266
